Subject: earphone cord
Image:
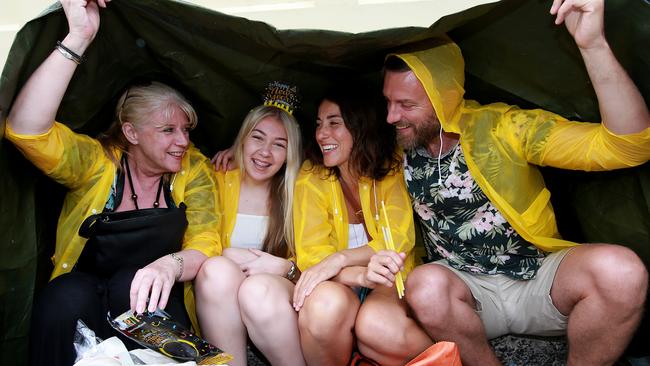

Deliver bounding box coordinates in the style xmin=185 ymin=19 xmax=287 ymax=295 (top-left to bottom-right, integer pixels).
xmin=437 ymin=127 xmax=443 ymax=185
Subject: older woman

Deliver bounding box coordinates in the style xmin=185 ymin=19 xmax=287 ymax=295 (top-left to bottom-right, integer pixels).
xmin=4 ymin=1 xmax=219 ymax=365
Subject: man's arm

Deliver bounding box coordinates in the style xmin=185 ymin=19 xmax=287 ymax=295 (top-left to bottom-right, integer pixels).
xmin=551 ymin=0 xmax=650 ymax=134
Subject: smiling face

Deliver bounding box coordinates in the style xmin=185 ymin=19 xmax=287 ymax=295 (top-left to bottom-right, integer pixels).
xmin=316 ymin=99 xmax=354 ymax=171
xmin=241 ymin=116 xmax=288 ymax=184
xmin=383 ymin=70 xmax=440 ymax=150
xmin=125 ymin=104 xmax=191 ymax=174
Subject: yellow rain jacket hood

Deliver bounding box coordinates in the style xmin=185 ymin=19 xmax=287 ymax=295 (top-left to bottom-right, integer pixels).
xmin=392 ymin=39 xmax=650 ymax=252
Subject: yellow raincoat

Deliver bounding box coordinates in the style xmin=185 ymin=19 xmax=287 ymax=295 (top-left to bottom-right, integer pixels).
xmin=215 ymin=168 xmax=244 ymax=249
xmin=215 ymin=167 xmax=296 ymax=258
xmin=393 ymin=40 xmax=650 ymax=253
xmin=5 ymin=121 xmax=221 ymax=327
xmin=293 ymin=161 xmax=416 ymax=274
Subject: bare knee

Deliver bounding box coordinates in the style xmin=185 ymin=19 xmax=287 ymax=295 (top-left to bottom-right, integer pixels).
xmin=298 ymin=282 xmax=358 ymax=341
xmin=195 ymin=256 xmax=244 ymax=299
xmin=356 ymin=301 xmax=410 ymax=359
xmin=582 ymin=245 xmax=648 ymax=307
xmin=405 ymin=265 xmax=459 ymax=329
xmin=239 ymin=274 xmax=292 ymax=326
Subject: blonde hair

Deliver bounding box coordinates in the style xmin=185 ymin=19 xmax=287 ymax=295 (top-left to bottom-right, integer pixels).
xmin=99 ymin=81 xmax=198 ymax=166
xmin=232 ymin=105 xmax=302 ymax=258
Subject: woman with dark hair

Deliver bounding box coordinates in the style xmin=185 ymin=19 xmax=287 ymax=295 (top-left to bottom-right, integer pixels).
xmin=292 ymin=85 xmax=433 ymax=365
xmin=4 ymin=1 xmax=220 ymax=365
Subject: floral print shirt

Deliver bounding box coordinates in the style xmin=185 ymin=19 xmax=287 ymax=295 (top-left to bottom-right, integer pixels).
xmin=404 ymin=144 xmax=546 ymax=280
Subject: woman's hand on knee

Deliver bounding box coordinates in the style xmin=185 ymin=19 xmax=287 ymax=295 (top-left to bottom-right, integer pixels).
xmin=129 ymin=255 xmax=177 ymax=313
xmin=293 ymin=254 xmax=345 ymax=311
xmin=240 ymin=249 xmax=292 ymax=277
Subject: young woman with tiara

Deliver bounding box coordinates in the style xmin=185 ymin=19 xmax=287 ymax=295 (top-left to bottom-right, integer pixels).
xmin=195 ymin=82 xmax=305 ymax=366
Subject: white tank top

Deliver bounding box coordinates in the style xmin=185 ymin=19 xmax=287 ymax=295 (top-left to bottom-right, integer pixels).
xmin=348 ymin=223 xmax=369 ymax=249
xmin=230 ymin=213 xmax=269 ymax=250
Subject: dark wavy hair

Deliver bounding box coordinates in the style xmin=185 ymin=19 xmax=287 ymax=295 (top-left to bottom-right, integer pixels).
xmin=305 ymin=84 xmax=401 ymax=180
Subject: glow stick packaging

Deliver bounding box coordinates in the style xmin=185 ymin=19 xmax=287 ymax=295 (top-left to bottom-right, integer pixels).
xmin=109 ymin=309 xmax=232 ymax=365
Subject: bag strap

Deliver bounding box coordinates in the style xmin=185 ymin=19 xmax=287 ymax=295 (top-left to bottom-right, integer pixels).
xmin=78 ymin=214 xmax=101 ymax=238
xmin=339 ymin=179 xmax=371 ymax=239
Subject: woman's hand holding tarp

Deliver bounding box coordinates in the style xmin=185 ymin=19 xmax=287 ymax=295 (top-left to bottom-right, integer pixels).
xmin=7 ymin=0 xmax=111 ymax=135
xmin=62 ymin=0 xmax=109 ymax=47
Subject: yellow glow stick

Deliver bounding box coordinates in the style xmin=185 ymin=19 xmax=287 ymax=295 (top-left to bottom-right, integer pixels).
xmin=381 ymin=201 xmax=405 ymax=298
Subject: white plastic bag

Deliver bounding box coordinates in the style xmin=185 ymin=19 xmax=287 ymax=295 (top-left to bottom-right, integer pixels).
xmin=72 ymin=320 xmax=199 ymax=366
xmin=73 ymin=336 xmax=133 ymax=366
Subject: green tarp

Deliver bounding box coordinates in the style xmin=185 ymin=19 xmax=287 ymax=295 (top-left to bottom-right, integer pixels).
xmin=1 ymin=0 xmax=649 ymax=363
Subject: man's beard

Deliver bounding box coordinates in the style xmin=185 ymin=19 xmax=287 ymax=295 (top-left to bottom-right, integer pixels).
xmin=396 ymin=117 xmax=440 ymax=150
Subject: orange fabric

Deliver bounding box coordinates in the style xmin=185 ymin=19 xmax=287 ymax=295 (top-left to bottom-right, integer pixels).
xmin=406 ymin=342 xmax=462 ymax=366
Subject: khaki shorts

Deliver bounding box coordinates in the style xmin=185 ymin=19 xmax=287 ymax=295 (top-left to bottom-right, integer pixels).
xmin=433 ymin=248 xmax=573 ymax=339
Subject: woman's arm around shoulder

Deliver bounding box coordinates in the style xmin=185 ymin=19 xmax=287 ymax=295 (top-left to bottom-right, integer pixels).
xmin=178 ymin=147 xmax=222 ymax=258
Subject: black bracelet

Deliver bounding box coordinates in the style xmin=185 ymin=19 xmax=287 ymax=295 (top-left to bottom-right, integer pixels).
xmin=55 ymin=41 xmax=85 ymax=64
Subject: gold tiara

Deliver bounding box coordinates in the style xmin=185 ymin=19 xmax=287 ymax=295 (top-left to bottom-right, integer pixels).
xmin=263 ymin=81 xmax=300 ymax=115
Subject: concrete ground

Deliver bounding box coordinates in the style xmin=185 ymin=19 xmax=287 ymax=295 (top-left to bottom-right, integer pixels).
xmin=246 ymin=335 xmax=569 ymax=365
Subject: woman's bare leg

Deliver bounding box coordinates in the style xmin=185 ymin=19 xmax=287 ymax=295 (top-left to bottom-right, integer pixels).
xmin=298 ymin=281 xmax=360 ymax=366
xmin=356 ymin=285 xmax=433 ymax=365
xmin=195 ymin=256 xmax=247 ymax=366
xmin=239 ymin=274 xmax=305 ymax=366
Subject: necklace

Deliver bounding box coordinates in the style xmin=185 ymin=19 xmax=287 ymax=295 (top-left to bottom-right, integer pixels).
xmin=339 ymin=177 xmax=373 ymax=240
xmin=123 ymin=157 xmax=164 ymax=210
xmin=339 ymin=178 xmax=363 ymax=223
